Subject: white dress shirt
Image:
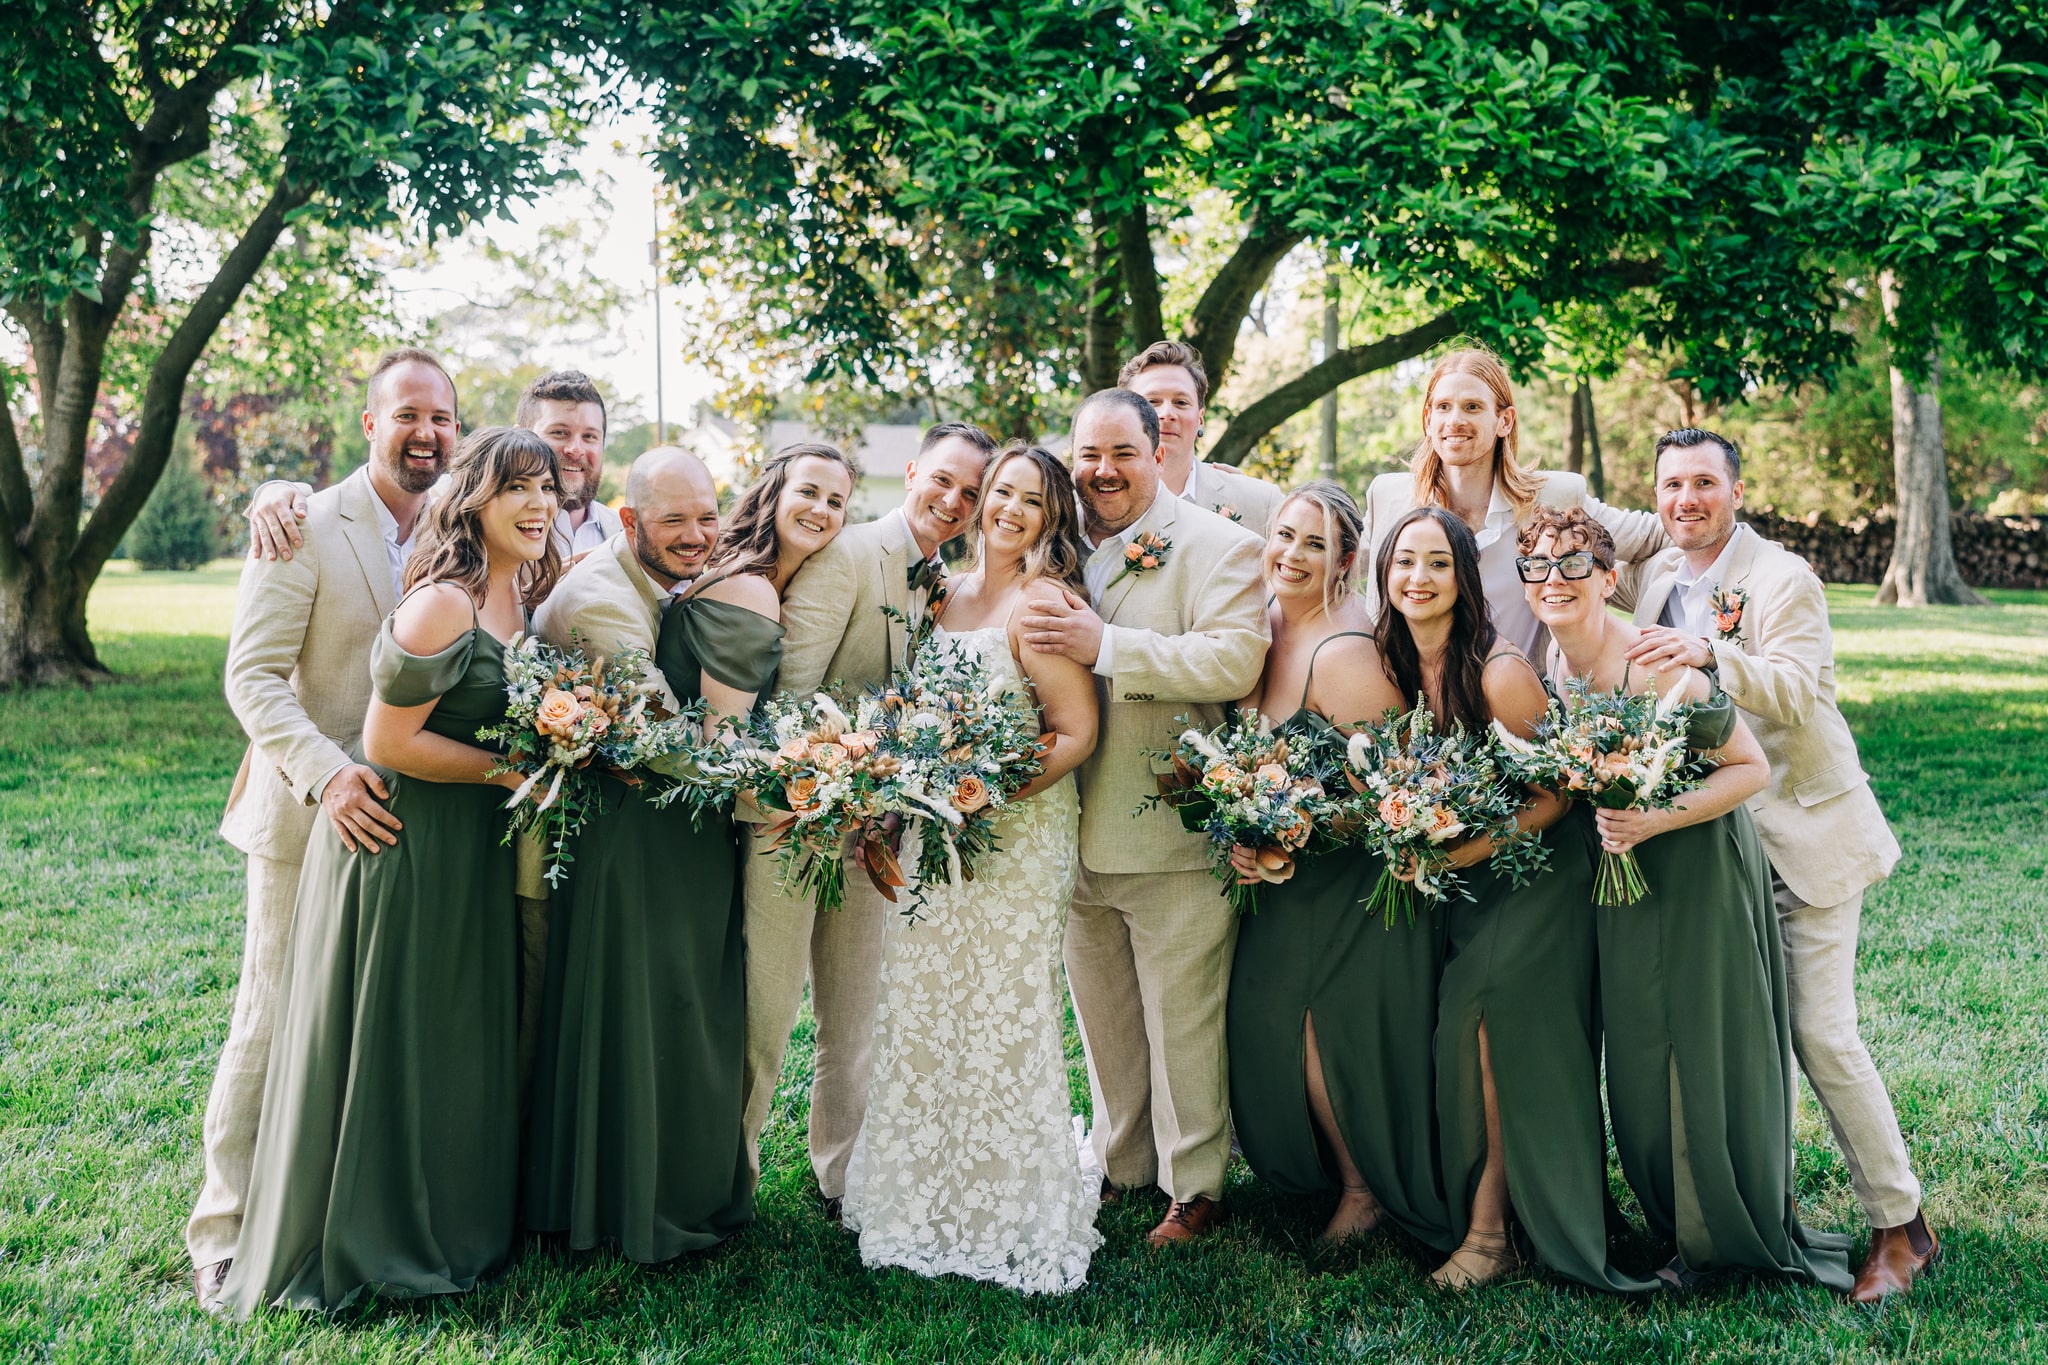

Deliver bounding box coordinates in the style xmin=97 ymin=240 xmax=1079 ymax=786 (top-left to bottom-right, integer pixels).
xmin=1660 ymin=523 xmax=1747 ymax=637
xmin=370 ymin=487 xmax=418 ymax=601
xmin=554 ymin=500 xmax=623 ymax=560
xmin=1082 ymin=523 xmax=1142 ymax=678
xmin=1470 ymin=483 xmax=1548 ymax=661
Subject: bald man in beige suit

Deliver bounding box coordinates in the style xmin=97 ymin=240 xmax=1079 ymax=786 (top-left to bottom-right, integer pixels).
xmin=1621 ymin=428 xmax=1933 ymax=1304
xmin=1023 ymin=389 xmax=1268 ymax=1245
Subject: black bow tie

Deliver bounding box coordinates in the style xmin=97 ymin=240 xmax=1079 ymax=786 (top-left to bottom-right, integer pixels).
xmin=907 ymin=557 xmax=943 ymax=593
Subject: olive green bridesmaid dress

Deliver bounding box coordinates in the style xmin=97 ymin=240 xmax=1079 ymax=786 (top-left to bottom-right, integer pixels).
xmin=520 ymin=591 xmax=784 ymax=1262
xmin=1227 ymin=639 xmax=1455 ymax=1253
xmin=1598 ymin=687 xmax=1853 ymax=1290
xmin=1435 ymin=805 xmax=1656 ymax=1292
xmin=220 ymin=608 xmax=521 ymax=1316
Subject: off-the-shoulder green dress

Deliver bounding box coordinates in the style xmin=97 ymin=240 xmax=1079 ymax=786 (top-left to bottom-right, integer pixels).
xmin=220 ymin=609 xmax=520 ymax=1316
xmin=1598 ymin=686 xmax=1853 ymax=1290
xmin=521 ymin=591 xmax=784 ymax=1262
xmin=1226 ymin=637 xmax=1455 ymax=1252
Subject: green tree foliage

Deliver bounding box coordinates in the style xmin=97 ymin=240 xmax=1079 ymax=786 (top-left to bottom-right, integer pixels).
xmin=127 ymin=455 xmax=217 ymax=571
xmin=614 ymin=0 xmax=1849 ymax=456
xmin=0 ymin=0 xmax=601 ymax=684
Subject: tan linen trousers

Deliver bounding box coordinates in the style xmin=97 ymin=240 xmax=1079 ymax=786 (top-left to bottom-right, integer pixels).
xmin=739 ymin=831 xmax=889 ymax=1199
xmin=1065 ymin=865 xmax=1239 ymax=1204
xmin=1774 ymin=875 xmax=1923 ymax=1227
xmin=185 ymin=852 xmax=300 ymax=1267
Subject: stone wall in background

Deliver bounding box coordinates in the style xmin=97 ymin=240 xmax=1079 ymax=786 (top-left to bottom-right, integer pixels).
xmin=1745 ymin=508 xmax=2048 ymax=589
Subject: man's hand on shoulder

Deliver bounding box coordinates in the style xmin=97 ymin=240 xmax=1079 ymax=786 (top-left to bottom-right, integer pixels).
xmin=321 ymin=764 xmax=401 ymax=852
xmin=1625 ymin=626 xmax=1714 ymax=674
xmin=1021 ymin=585 xmax=1103 ymax=668
xmin=248 ymin=480 xmax=313 ymax=562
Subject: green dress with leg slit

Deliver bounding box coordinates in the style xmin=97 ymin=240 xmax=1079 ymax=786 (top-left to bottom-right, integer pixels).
xmin=1226 ymin=635 xmax=1455 ymax=1252
xmin=1596 ymin=686 xmax=1853 ymax=1289
xmin=521 ymin=591 xmax=784 ymax=1262
xmin=219 ymin=607 xmax=521 ymax=1317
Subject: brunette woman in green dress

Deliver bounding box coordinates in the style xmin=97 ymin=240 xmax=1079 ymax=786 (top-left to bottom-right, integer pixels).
xmin=523 ymin=445 xmax=856 ymax=1262
xmin=220 ymin=428 xmax=564 ymax=1316
xmin=1226 ymin=483 xmax=1458 ymax=1251
xmin=1524 ymin=506 xmax=1852 ymax=1292
xmin=1370 ymin=507 xmax=1652 ymax=1292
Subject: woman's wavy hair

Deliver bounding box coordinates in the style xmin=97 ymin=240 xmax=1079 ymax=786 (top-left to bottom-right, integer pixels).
xmin=1410 ymin=347 xmax=1544 ymax=523
xmin=1515 ymin=504 xmax=1617 ymax=567
xmin=402 ymin=425 xmax=562 ymax=608
xmin=1275 ymin=480 xmax=1364 ymax=617
xmin=970 ymin=443 xmax=1088 ymax=593
xmin=1371 ymin=506 xmax=1499 ymax=734
xmin=705 ymin=442 xmax=858 ymax=582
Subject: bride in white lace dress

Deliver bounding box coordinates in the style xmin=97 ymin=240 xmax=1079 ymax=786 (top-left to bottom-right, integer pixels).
xmin=841 ymin=444 xmax=1104 ymax=1294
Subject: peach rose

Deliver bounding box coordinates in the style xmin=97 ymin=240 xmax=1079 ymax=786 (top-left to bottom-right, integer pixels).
xmin=1140 ymin=554 xmax=1159 ymax=569
xmin=1254 ymin=762 xmax=1290 ymax=789
xmin=1424 ymin=805 xmax=1464 ymax=842
xmin=1377 ymin=793 xmax=1412 ymax=829
xmin=1597 ymin=751 xmax=1633 ymax=781
xmin=583 ymin=708 xmax=613 ymax=739
xmin=1204 ymin=762 xmax=1245 ymax=792
xmin=535 ymin=689 xmax=584 ymax=740
xmin=572 ymin=684 xmax=595 ymax=701
xmin=786 ymin=774 xmax=821 ymax=811
xmin=1124 ymin=543 xmax=1144 ymax=562
xmin=952 ymin=774 xmax=992 ymax=813
xmin=839 ymin=730 xmax=878 ymax=757
xmin=777 ymin=737 xmax=811 ymax=763
xmin=810 ymin=742 xmax=848 ymax=770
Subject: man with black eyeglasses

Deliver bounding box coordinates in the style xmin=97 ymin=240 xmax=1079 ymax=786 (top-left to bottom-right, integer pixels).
xmin=1615 ymin=428 xmax=1933 ymax=1304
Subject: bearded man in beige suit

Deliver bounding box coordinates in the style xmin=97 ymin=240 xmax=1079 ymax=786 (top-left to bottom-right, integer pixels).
xmin=1022 ymin=388 xmax=1268 ymax=1245
xmin=1121 ymin=341 xmax=1287 ymax=536
xmin=187 ymin=349 xmax=457 ymax=1305
xmin=1620 ymin=428 xmax=1934 ymax=1304
xmin=743 ymin=421 xmax=997 ymax=1217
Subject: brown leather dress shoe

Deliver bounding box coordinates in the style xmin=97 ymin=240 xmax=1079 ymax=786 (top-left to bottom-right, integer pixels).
xmin=1146 ymin=1196 xmax=1225 ymax=1246
xmin=1098 ymin=1177 xmax=1122 ymax=1207
xmin=820 ymin=1195 xmax=845 ymax=1226
xmin=192 ymin=1258 xmax=231 ymax=1307
xmin=1851 ymin=1210 xmax=1939 ymax=1303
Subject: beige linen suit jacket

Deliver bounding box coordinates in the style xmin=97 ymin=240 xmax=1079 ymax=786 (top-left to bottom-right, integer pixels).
xmin=778 ymin=507 xmax=922 ymax=696
xmin=1623 ymin=523 xmax=1900 ymax=908
xmin=1359 ymin=468 xmax=1667 ymax=617
xmin=531 ymin=532 xmax=675 ymax=711
xmin=218 ymin=466 xmax=394 ymax=863
xmin=1183 ymin=460 xmax=1288 ymax=538
xmin=1079 ymin=495 xmax=1270 ymax=875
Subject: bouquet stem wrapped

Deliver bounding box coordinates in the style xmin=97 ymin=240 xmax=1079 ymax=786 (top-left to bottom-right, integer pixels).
xmin=1492 ymin=679 xmax=1713 ymax=907
xmin=1344 ymin=699 xmax=1548 ymax=926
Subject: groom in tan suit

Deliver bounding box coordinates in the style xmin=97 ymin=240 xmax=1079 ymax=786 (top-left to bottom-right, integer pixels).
xmin=1620 ymin=428 xmax=1934 ymax=1303
xmin=743 ymin=422 xmax=996 ymax=1217
xmin=1023 ymin=387 xmax=1268 ymax=1244
xmin=188 ymin=349 xmax=456 ymax=1304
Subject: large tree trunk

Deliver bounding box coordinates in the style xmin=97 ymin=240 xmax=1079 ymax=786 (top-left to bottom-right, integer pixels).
xmin=1581 ymin=382 xmax=1606 ymax=501
xmin=1082 ymin=209 xmax=1125 ymax=394
xmin=1874 ymin=271 xmax=1984 ymax=608
xmin=1317 ymin=258 xmax=1339 ymax=480
xmin=1875 ymin=350 xmax=1985 ymax=607
xmin=1565 ymin=380 xmax=1585 ymax=474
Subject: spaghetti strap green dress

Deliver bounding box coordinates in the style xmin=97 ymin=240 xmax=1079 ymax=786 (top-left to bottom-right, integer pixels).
xmin=1227 ymin=633 xmax=1455 ymax=1252
xmin=219 ymin=606 xmax=521 ymax=1317
xmin=1436 ymin=798 xmax=1655 ymax=1292
xmin=1598 ymin=685 xmax=1854 ymax=1289
xmin=521 ymin=590 xmax=784 ymax=1262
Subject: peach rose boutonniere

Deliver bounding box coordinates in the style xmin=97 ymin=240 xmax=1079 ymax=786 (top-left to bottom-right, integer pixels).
xmin=1105 ymin=531 xmax=1173 ymax=590
xmin=1708 ymin=584 xmax=1748 ymax=642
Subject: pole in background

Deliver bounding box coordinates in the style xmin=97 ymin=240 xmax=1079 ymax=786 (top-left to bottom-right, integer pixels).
xmin=1318 ymin=252 xmax=1340 ymax=481
xmin=651 ymin=185 xmax=665 ymax=445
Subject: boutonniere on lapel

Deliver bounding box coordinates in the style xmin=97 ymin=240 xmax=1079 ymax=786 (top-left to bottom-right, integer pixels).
xmin=1212 ymin=503 xmax=1243 ymax=524
xmin=1107 ymin=531 xmax=1172 ymax=590
xmin=885 ymin=558 xmax=948 ymax=660
xmin=1708 ymin=584 xmax=1748 ymax=642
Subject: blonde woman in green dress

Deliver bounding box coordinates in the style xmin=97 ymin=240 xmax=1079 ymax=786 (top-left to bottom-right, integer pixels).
xmin=524 ymin=443 xmax=856 ymax=1263
xmin=1226 ymin=483 xmax=1457 ymax=1251
xmin=1524 ymin=506 xmax=1852 ymax=1293
xmin=220 ymin=428 xmax=564 ymax=1316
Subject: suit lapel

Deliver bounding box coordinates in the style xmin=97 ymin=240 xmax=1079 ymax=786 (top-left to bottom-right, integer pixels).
xmin=1099 ymin=496 xmax=1178 ymax=624
xmin=337 ymin=469 xmax=397 ymax=619
xmin=1719 ymin=524 xmax=1762 ymax=652
xmin=879 ymin=510 xmax=913 ymax=674
xmin=1635 ymin=559 xmax=1678 ymax=630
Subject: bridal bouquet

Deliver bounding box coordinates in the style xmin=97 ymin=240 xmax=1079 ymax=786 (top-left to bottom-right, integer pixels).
xmin=1142 ymin=712 xmax=1353 ymax=914
xmin=866 ymin=635 xmax=1050 ymax=920
xmin=1342 ymin=700 xmax=1548 ymax=926
xmin=1490 ymin=679 xmax=1712 ymax=906
xmin=477 ymin=634 xmax=698 ymax=886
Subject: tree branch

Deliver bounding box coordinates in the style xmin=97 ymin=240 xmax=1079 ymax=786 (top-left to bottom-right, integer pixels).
xmin=75 ymin=174 xmax=313 ymax=576
xmin=1206 ymin=311 xmax=1462 ymax=467
xmin=1184 ymin=219 xmax=1305 ymax=391
xmin=1118 ymin=209 xmax=1164 ymax=352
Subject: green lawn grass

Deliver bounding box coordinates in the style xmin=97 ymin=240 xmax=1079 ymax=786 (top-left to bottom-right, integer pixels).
xmin=2 ymin=574 xmax=2044 ymax=1362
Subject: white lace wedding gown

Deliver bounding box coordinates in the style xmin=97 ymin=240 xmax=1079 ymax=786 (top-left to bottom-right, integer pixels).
xmin=841 ymin=625 xmax=1102 ymax=1294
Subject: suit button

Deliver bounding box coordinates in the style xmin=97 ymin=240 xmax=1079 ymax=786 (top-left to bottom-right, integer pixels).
xmin=276 ymin=767 xmax=290 ymax=782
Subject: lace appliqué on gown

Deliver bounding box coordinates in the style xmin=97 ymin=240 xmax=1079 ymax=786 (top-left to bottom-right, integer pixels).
xmin=841 ymin=626 xmax=1102 ymax=1294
